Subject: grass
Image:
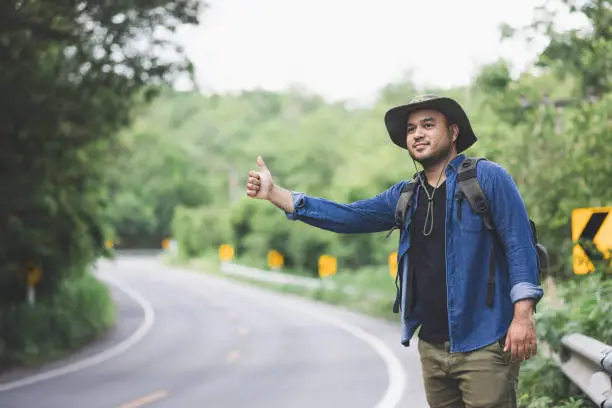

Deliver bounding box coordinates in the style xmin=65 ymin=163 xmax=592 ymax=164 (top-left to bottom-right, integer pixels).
xmin=0 ymin=272 xmax=116 ymax=372
xmin=167 ymin=252 xmax=605 ymax=408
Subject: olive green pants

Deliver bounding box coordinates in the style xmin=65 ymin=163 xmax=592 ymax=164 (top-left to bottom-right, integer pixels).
xmin=418 ymin=338 xmax=521 ymax=408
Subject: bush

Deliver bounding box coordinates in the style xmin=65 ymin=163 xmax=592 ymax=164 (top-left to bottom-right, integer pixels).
xmin=517 ymin=353 xmax=590 ymax=408
xmin=172 ymin=205 xmax=232 ymax=258
xmin=536 ymin=273 xmax=612 ymax=351
xmin=517 ymin=271 xmax=612 ymax=407
xmin=0 ymin=272 xmax=116 ymax=370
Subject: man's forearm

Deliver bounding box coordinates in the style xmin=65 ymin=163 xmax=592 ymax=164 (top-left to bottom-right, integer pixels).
xmin=269 ymin=185 xmax=294 ymax=213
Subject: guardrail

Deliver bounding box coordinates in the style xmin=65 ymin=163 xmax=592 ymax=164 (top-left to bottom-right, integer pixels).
xmin=219 ymin=262 xmax=372 ymax=298
xmin=558 ymin=333 xmax=612 ymax=408
xmin=220 ymin=262 xmax=334 ymax=290
xmin=221 ymin=261 xmax=612 ymax=407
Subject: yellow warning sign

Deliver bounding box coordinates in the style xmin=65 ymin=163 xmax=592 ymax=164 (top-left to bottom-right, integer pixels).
xmin=268 ymin=250 xmax=284 ymax=269
xmin=219 ymin=244 xmax=235 ymax=262
xmin=571 ymin=207 xmax=612 ymax=275
xmin=318 ymin=255 xmax=337 ymax=278
xmin=26 ymin=264 xmax=42 ymax=286
xmin=388 ymin=252 xmax=398 ymax=279
xmin=105 ymin=239 xmax=114 ymax=249
xmin=162 ymin=239 xmax=170 ymax=250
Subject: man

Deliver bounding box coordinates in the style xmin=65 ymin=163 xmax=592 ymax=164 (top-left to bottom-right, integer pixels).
xmin=245 ymin=94 xmax=543 ymax=408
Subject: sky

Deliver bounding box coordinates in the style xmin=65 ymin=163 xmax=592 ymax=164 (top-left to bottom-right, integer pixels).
xmin=173 ymin=0 xmax=588 ymax=104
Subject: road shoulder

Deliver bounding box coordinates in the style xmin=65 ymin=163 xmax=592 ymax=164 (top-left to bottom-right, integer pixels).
xmin=0 ymin=274 xmax=145 ymax=387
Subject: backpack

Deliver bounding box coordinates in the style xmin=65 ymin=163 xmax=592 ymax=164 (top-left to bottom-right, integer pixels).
xmin=393 ymin=157 xmax=548 ymax=309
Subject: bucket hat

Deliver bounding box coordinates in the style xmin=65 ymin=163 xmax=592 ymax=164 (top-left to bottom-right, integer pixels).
xmin=384 ymin=94 xmax=477 ymax=153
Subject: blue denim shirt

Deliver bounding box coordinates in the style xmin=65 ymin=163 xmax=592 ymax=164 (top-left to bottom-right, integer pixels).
xmin=285 ymin=154 xmax=544 ymax=352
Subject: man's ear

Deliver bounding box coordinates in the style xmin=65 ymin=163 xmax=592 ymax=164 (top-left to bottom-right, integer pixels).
xmin=450 ymin=125 xmax=459 ymax=142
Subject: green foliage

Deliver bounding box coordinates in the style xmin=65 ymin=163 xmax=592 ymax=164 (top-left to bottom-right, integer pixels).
xmin=110 ymin=0 xmax=612 ymax=279
xmin=109 ymin=127 xmax=214 ymax=248
xmin=501 ymin=0 xmax=612 ymax=97
xmin=116 ymin=83 xmax=612 ymax=279
xmin=537 ymin=274 xmax=612 ymax=350
xmin=516 ymin=264 xmax=612 ymax=406
xmin=0 ymin=1 xmax=203 ymax=304
xmin=130 ymin=4 xmax=612 ymax=406
xmin=0 ymin=273 xmax=115 ymax=370
xmin=517 ymin=353 xmax=589 ymax=408
xmin=0 ymin=0 xmax=203 ymax=369
xmin=172 ymin=205 xmax=231 ymax=258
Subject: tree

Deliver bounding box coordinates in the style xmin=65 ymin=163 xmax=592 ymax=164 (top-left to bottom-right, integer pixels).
xmin=500 ymin=0 xmax=612 ymax=97
xmin=0 ymin=0 xmax=204 ymax=305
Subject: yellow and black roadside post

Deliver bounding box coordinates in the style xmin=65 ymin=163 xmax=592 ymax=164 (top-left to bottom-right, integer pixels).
xmin=24 ymin=263 xmax=43 ymax=305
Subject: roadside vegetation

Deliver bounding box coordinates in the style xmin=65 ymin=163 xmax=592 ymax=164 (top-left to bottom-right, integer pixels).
xmin=153 ymin=5 xmax=612 ymax=406
xmin=1 ymin=0 xmax=203 ymax=371
xmin=4 ymin=1 xmax=611 ymax=405
xmin=165 ymin=251 xmax=611 ymax=408
xmin=0 ymin=274 xmax=115 ymax=369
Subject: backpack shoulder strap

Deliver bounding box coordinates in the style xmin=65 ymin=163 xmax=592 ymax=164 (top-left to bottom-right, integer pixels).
xmin=456 ymin=157 xmax=505 ymax=307
xmin=394 ymin=174 xmax=419 ymax=229
xmin=457 ymin=157 xmax=495 ymax=231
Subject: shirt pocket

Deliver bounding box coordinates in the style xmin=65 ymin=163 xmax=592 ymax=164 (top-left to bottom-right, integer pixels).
xmin=455 ymin=196 xmax=484 ymax=232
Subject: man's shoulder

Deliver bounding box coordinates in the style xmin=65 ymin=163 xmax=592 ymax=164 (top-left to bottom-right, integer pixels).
xmin=384 ymin=179 xmax=413 ymax=198
xmin=467 ymin=158 xmax=519 ymax=196
xmin=471 ymin=157 xmax=507 ymax=173
xmin=471 ymin=158 xmax=514 ymax=182
xmin=376 ymin=179 xmax=414 ymax=208
xmin=383 ymin=179 xmax=413 ymax=192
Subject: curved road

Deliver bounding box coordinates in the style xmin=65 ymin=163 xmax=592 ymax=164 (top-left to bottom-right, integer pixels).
xmin=0 ymin=255 xmax=429 ymax=408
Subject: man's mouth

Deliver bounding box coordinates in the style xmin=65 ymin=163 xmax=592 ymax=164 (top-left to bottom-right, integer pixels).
xmin=414 ymin=143 xmax=428 ymax=149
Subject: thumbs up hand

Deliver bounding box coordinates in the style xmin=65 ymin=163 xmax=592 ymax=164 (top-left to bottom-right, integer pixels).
xmin=246 ymin=156 xmax=274 ymax=200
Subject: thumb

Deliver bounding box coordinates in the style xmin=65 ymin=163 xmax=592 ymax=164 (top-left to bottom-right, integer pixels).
xmin=504 ymin=333 xmax=510 ymax=352
xmin=257 ymin=156 xmax=267 ymax=171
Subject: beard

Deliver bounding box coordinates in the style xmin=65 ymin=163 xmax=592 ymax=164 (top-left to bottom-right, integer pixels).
xmin=408 ymin=140 xmax=454 ymax=168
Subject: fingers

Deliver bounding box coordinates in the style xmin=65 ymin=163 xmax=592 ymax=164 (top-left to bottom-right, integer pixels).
xmin=511 ymin=339 xmax=518 ymax=362
xmin=507 ymin=337 xmax=537 ymax=361
xmin=505 ymin=323 xmax=538 ymax=362
xmin=525 ymin=337 xmax=537 ymax=360
xmin=519 ymin=342 xmax=527 ymax=361
xmin=246 ymin=183 xmax=259 ymax=197
xmin=246 ymin=171 xmax=261 ymax=197
xmin=247 ymin=182 xmax=260 ymax=191
xmin=246 ymin=181 xmax=259 ymax=196
xmin=247 ymin=176 xmax=261 ymax=187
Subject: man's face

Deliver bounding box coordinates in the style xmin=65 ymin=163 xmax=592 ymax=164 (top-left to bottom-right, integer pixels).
xmin=405 ymin=109 xmax=456 ymax=166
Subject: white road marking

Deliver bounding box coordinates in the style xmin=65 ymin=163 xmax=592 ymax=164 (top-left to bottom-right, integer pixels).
xmin=273 ymin=297 xmax=407 ymax=408
xmin=171 ymin=265 xmax=407 ymax=408
xmin=0 ymin=271 xmax=155 ymax=392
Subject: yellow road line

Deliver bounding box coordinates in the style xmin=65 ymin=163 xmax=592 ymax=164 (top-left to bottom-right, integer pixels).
xmin=117 ymin=390 xmax=168 ymax=408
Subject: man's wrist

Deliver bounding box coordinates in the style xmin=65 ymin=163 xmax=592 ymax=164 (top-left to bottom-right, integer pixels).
xmin=513 ymin=298 xmax=535 ymax=320
xmin=269 ymin=184 xmax=294 ymax=213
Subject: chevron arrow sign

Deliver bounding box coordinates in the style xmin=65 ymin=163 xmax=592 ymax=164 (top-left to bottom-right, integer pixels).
xmin=571 ymin=207 xmax=612 ymax=275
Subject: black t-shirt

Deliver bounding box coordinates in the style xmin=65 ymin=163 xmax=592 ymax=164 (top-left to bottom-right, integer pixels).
xmin=408 ymin=180 xmax=450 ymax=344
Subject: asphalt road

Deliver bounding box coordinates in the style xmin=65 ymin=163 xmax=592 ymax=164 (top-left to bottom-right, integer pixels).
xmin=0 ymin=255 xmax=429 ymax=408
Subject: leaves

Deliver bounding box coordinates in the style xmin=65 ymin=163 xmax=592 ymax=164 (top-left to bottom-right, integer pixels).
xmin=0 ymin=1 xmax=204 ymax=305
